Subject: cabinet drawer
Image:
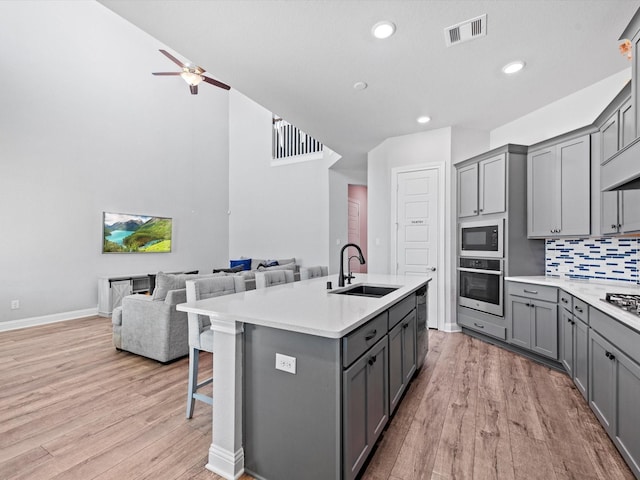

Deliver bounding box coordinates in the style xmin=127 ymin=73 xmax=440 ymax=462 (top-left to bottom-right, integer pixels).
xmin=458 ymin=309 xmax=506 ymax=340
xmin=388 ymin=294 xmax=415 ymax=329
xmin=559 ymin=290 xmax=573 ymax=312
xmin=343 ymin=312 xmax=389 ymax=368
xmin=573 ymin=298 xmax=588 ymax=323
xmin=590 ymin=306 xmax=640 ymax=365
xmin=507 ymin=282 xmax=557 ymax=303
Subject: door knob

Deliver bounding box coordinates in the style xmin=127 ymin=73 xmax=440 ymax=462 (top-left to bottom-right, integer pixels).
xmin=428 ymin=267 xmax=437 ymax=272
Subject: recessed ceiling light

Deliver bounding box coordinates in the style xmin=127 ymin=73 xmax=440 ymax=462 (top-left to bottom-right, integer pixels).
xmin=502 ymin=60 xmax=525 ymax=75
xmin=372 ymin=21 xmax=396 ymax=39
xmin=353 ymin=81 xmax=368 ymax=91
xmin=417 ymin=116 xmax=431 ymax=124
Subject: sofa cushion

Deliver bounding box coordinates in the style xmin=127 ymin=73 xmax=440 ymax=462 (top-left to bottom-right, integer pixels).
xmin=152 ymin=272 xmax=201 ymax=301
xmin=230 ymin=258 xmax=252 ymax=271
xmin=213 ymin=265 xmax=244 ymax=274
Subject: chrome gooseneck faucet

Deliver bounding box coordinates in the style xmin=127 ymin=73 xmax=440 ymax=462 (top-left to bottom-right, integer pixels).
xmin=338 ymin=243 xmax=366 ymax=287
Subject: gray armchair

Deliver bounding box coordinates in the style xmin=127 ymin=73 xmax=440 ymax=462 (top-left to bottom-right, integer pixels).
xmin=111 ymin=272 xmax=217 ymax=363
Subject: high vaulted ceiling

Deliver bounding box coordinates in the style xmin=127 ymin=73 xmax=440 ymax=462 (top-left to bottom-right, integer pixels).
xmin=100 ymin=0 xmax=638 ymax=168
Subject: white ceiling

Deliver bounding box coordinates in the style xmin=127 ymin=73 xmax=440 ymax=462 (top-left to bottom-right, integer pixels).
xmin=99 ymin=0 xmax=638 ymax=168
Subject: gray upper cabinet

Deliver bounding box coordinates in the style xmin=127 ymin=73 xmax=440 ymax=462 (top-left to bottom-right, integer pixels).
xmin=527 ymin=134 xmax=591 ymax=238
xmin=597 ymin=88 xmax=640 ymax=234
xmin=602 ymin=190 xmax=640 ymax=234
xmin=457 ymin=153 xmax=506 ymax=218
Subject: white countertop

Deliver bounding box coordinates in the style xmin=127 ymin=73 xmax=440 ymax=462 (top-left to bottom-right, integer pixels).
xmin=506 ymin=276 xmax=640 ymax=332
xmin=177 ymin=273 xmax=431 ymax=339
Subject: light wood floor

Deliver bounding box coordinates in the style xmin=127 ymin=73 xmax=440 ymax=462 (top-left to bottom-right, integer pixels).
xmin=0 ymin=317 xmax=634 ymax=480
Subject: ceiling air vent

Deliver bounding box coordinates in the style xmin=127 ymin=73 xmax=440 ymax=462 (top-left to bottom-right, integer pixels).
xmin=444 ymin=14 xmax=487 ymax=47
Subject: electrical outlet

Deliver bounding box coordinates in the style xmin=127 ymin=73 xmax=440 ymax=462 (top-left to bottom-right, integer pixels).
xmin=10 ymin=300 xmax=19 ymax=310
xmin=275 ymin=353 xmax=296 ymax=374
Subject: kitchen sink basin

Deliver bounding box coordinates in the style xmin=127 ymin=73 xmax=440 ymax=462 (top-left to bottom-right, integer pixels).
xmin=331 ymin=284 xmax=399 ymax=298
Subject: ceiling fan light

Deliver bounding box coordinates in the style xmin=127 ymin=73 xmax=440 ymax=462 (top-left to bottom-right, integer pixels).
xmin=180 ymin=71 xmax=203 ymax=86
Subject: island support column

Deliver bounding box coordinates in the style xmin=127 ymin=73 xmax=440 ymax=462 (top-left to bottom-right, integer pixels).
xmin=205 ymin=318 xmax=245 ymax=480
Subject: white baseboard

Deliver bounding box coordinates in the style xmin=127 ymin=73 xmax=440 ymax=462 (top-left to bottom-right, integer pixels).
xmin=0 ymin=307 xmax=99 ymax=333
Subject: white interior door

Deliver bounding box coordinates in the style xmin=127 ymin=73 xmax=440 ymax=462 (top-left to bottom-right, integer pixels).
xmin=347 ymin=198 xmax=362 ymax=273
xmin=396 ymin=169 xmax=439 ymax=329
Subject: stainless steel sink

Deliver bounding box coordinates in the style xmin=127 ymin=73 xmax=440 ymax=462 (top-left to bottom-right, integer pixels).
xmin=330 ymin=284 xmax=399 ymax=298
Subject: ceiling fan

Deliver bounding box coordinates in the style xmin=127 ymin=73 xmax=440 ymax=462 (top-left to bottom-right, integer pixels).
xmin=152 ymin=49 xmax=230 ymax=95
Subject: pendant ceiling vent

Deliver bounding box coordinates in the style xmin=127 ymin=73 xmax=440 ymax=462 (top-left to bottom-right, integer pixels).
xmin=444 ymin=14 xmax=487 ymax=47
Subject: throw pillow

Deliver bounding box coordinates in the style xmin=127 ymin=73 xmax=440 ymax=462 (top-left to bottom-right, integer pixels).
xmin=230 ymin=259 xmax=252 ymax=271
xmin=262 ymin=262 xmax=296 ymax=272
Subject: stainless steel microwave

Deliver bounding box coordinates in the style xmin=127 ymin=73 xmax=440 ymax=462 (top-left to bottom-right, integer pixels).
xmin=459 ymin=219 xmax=503 ymax=258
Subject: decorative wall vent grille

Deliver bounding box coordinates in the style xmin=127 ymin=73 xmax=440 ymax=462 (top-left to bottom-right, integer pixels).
xmin=272 ymin=116 xmax=323 ymax=160
xmin=444 ymin=14 xmax=487 ymax=47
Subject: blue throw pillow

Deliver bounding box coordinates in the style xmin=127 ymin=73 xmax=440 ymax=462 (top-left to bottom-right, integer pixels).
xmin=230 ymin=258 xmax=252 ymax=271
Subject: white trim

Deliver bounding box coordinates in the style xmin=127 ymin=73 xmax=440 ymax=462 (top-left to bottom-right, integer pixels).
xmin=390 ymin=163 xmax=447 ymax=331
xmin=0 ymin=307 xmax=99 ymax=332
xmin=206 ymin=445 xmax=245 ymax=480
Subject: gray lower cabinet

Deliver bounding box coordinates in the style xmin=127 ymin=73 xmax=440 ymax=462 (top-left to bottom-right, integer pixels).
xmin=343 ymin=336 xmax=389 ymax=480
xmin=244 ymin=292 xmax=420 ymax=480
xmin=506 ymin=283 xmax=558 ymax=360
xmin=388 ymin=310 xmax=417 ymax=414
xmin=589 ymin=307 xmax=640 ymax=478
xmin=558 ymin=292 xmax=588 ymax=399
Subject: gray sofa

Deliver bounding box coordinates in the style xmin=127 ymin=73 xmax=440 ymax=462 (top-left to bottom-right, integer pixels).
xmin=231 ymin=257 xmax=300 ymax=290
xmin=112 ymin=272 xmax=219 ymax=363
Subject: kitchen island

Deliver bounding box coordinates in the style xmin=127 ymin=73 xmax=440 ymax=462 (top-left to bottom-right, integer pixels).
xmin=177 ymin=273 xmax=431 ymax=480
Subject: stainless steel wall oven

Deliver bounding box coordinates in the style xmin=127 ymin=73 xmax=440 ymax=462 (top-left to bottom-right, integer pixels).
xmin=458 ymin=257 xmax=503 ymax=316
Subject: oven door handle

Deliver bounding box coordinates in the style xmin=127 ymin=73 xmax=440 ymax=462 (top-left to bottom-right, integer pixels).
xmin=457 ymin=267 xmax=503 ymax=275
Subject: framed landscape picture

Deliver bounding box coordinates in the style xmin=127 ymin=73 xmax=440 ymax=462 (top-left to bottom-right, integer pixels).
xmin=103 ymin=212 xmax=172 ymax=253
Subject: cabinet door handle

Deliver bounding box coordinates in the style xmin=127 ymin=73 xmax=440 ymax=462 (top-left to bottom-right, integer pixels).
xmin=611 ymin=224 xmax=617 ymax=229
xmin=473 ymin=322 xmax=484 ymax=329
xmin=618 ymin=224 xmax=622 ymax=229
xmin=561 ymin=298 xmax=568 ymax=303
xmin=567 ymin=318 xmax=572 ymax=324
xmin=368 ymin=355 xmax=377 ymax=366
xmin=574 ymin=306 xmax=583 ymax=313
xmin=473 ymin=209 xmax=478 ymax=213
xmin=403 ymin=322 xmax=410 ymax=329
xmin=365 ymin=330 xmax=377 ymax=341
xmin=524 ymin=289 xmax=538 ymax=294
xmin=605 ymin=351 xmax=612 ymax=359
xmin=525 ymin=303 xmax=531 ymax=307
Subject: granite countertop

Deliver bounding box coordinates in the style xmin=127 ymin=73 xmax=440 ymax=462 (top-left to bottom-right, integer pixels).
xmin=505 ymin=276 xmax=640 ymax=332
xmin=177 ymin=273 xmax=431 ymax=339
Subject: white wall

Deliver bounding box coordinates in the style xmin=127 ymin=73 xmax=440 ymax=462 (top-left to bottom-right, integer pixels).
xmin=228 ymin=91 xmax=330 ymax=268
xmin=0 ymin=1 xmax=230 ymax=323
xmin=328 ymin=168 xmax=367 ymax=274
xmin=490 ymin=68 xmax=631 ymax=147
xmin=367 ymin=128 xmax=453 ymax=274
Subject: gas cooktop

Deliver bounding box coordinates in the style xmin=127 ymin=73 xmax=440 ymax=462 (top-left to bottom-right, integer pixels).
xmin=604 ymin=293 xmax=640 ymax=316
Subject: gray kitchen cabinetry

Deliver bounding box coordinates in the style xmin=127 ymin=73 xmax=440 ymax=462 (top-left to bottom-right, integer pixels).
xmin=601 ymin=189 xmax=640 ymax=234
xmin=388 ymin=310 xmax=417 ymax=414
xmin=596 ymin=84 xmax=640 ymax=235
xmin=506 ymin=281 xmax=558 ymax=360
xmin=527 ymin=133 xmax=591 ymax=238
xmin=457 ymin=153 xmax=506 ymax=218
xmin=343 ymin=335 xmax=389 ymax=480
xmin=558 ymin=291 xmax=588 ymax=400
xmin=588 ymin=307 xmax=640 ymax=478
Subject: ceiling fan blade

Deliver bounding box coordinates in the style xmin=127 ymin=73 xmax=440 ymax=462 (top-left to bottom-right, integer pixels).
xmin=152 ymin=72 xmax=182 ymax=76
xmin=159 ymin=49 xmax=186 ymax=68
xmin=201 ymin=75 xmax=231 ymax=91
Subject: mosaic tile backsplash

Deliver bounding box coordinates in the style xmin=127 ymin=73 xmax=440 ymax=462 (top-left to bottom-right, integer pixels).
xmin=546 ymin=237 xmax=639 ymax=284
